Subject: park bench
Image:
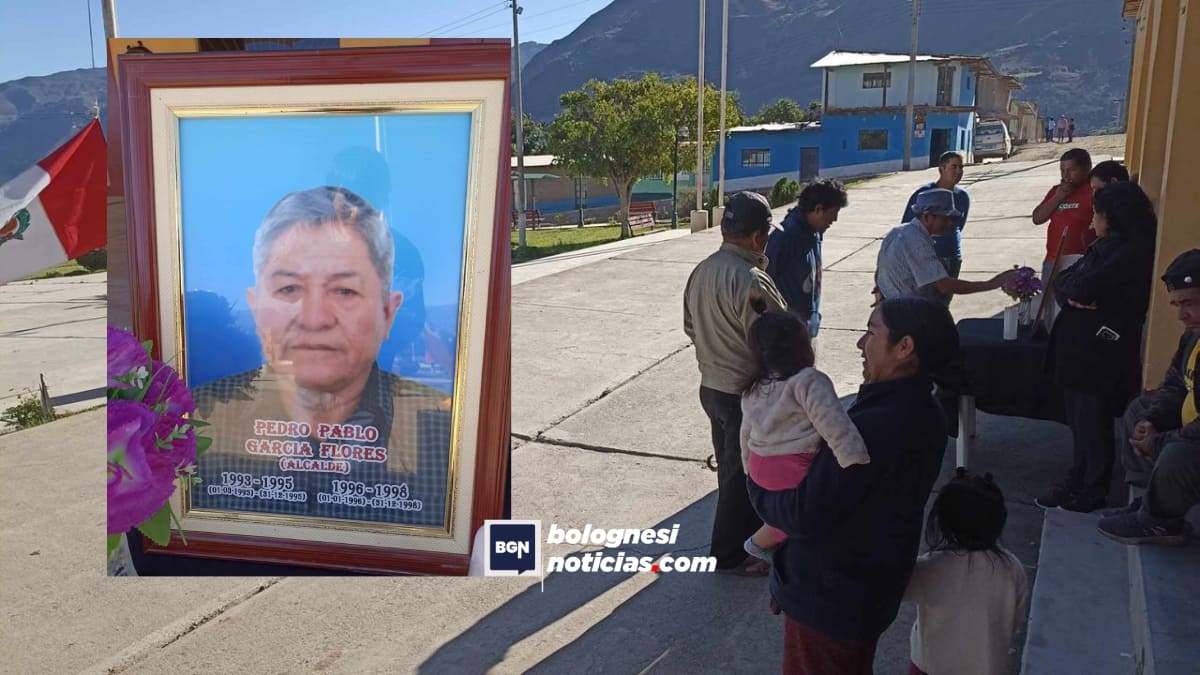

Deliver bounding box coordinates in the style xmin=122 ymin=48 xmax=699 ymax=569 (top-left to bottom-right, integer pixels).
xmin=628 ymin=201 xmax=656 ymax=229
xmin=512 ymin=209 xmax=541 ymax=230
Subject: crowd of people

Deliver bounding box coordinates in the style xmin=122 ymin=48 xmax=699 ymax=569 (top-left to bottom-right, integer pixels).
xmin=681 ymin=147 xmax=1199 ymax=673
xmin=1044 ymin=115 xmax=1077 ymax=143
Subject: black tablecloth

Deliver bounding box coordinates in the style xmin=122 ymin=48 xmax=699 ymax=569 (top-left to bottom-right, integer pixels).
xmin=935 ymin=318 xmax=1066 ymax=432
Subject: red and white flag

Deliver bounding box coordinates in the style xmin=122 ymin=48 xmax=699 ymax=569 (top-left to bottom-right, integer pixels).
xmin=0 ymin=119 xmax=106 ymax=284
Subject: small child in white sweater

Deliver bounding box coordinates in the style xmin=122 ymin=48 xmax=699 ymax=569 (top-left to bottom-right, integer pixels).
xmin=740 ymin=299 xmax=870 ymax=561
xmin=904 ymin=469 xmax=1029 ymax=675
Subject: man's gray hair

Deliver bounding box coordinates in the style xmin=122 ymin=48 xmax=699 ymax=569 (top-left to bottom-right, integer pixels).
xmin=252 ymin=186 xmax=394 ymax=291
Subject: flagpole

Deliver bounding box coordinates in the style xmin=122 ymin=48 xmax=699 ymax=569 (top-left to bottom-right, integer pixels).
xmin=717 ymin=0 xmax=729 ymax=203
xmin=102 ymin=0 xmax=118 ymax=39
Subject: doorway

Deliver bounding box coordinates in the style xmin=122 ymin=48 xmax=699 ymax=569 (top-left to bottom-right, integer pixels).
xmin=799 ymin=147 xmax=820 ymax=181
xmin=929 ymin=129 xmax=951 ymax=166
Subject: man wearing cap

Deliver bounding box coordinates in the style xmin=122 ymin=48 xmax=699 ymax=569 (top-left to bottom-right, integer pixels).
xmin=1099 ymin=249 xmax=1200 ymax=545
xmin=684 ymin=191 xmax=787 ymax=576
xmin=900 ymin=152 xmax=971 ymax=305
xmin=874 ymin=188 xmax=1016 ymax=305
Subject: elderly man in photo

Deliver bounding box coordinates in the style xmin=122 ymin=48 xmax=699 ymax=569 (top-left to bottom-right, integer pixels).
xmin=1099 ymin=249 xmax=1200 ymax=545
xmin=192 ymin=185 xmax=447 ymax=518
xmin=874 ymin=189 xmax=1015 ymax=305
xmin=684 ymin=191 xmax=787 ymax=576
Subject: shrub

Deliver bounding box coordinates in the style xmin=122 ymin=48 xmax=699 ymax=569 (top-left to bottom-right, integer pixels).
xmin=770 ymin=177 xmax=801 ymax=208
xmin=1 ymin=392 xmax=55 ymax=430
xmin=76 ymin=248 xmax=108 ymax=272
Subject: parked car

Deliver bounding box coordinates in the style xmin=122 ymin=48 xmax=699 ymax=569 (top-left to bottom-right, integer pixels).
xmin=974 ymin=120 xmax=1013 ymax=160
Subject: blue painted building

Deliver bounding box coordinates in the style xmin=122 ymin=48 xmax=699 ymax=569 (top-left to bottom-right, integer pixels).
xmin=710 ymin=122 xmax=822 ymax=191
xmin=810 ymin=50 xmax=1020 ymax=177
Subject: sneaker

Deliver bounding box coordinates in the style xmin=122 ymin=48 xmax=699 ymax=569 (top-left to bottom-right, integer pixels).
xmin=1097 ymin=511 xmax=1191 ymax=546
xmin=1035 ymin=482 xmax=1078 ymax=509
xmin=1059 ymin=494 xmax=1107 ymax=514
xmin=744 ymin=537 xmax=775 ymax=562
xmin=1099 ymin=497 xmax=1143 ymax=518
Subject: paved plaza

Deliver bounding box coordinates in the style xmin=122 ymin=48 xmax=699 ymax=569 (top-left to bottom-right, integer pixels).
xmin=0 ymin=139 xmax=1128 ymax=673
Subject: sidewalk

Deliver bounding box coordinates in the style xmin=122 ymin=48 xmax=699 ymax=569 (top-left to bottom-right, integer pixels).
xmin=0 ymin=273 xmax=106 ymax=432
xmin=2 ymin=156 xmax=1077 ymax=673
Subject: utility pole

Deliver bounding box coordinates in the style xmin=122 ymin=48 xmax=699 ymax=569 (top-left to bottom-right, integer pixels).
xmin=510 ymin=1 xmax=528 ymax=250
xmin=696 ymin=0 xmax=706 ymax=213
xmin=717 ymin=0 xmax=729 ymax=203
xmin=101 ymin=0 xmax=117 ymax=39
xmin=903 ymin=0 xmax=920 ymax=171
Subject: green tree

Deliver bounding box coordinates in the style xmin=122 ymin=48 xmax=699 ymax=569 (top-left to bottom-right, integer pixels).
xmin=548 ymin=73 xmax=740 ymax=239
xmin=512 ymin=113 xmax=548 ymax=156
xmin=807 ymin=100 xmax=823 ymax=121
xmin=750 ymin=97 xmax=806 ymax=124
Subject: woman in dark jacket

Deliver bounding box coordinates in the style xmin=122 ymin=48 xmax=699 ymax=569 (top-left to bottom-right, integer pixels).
xmin=748 ymin=297 xmax=957 ymax=674
xmin=1038 ymin=181 xmax=1158 ymax=513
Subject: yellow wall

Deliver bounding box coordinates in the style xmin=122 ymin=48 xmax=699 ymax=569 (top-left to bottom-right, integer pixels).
xmin=1126 ymin=0 xmax=1200 ymax=383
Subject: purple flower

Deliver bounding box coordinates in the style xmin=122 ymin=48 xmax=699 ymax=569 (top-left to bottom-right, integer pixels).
xmin=108 ymin=326 xmax=149 ymax=391
xmin=107 ymin=400 xmax=176 ymax=535
xmin=144 ymin=360 xmax=194 ymax=418
xmin=1003 ymin=266 xmax=1044 ymax=300
xmin=149 ymin=412 xmax=198 ymax=476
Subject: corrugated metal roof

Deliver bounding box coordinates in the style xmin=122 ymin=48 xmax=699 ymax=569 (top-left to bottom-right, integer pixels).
xmin=511 ymin=154 xmax=556 ymax=168
xmin=728 ymin=121 xmax=820 ymax=133
xmin=810 ymin=50 xmax=974 ymax=68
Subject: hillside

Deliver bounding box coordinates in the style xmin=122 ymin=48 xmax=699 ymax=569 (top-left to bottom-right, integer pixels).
xmin=0 ymin=68 xmax=106 ymax=183
xmin=521 ymin=0 xmax=1132 ymax=134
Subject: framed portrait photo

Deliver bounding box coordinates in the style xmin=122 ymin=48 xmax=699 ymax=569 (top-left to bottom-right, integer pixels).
xmin=116 ymin=42 xmax=511 ymax=574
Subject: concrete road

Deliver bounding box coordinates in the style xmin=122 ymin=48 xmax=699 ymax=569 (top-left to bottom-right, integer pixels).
xmin=0 ymin=140 xmax=1122 ymax=673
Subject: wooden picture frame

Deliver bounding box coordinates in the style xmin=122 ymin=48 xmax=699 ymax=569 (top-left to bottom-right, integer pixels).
xmin=115 ymin=42 xmax=511 ymax=575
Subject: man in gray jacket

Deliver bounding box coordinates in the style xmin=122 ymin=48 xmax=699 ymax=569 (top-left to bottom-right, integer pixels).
xmin=684 ymin=191 xmax=787 ymax=575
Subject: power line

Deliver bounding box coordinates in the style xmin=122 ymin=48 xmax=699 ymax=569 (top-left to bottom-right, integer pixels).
xmin=419 ymin=2 xmax=507 ymax=37
xmin=444 ymin=0 xmax=601 ymax=37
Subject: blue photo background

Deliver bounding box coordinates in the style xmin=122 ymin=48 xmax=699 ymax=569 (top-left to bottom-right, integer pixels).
xmin=178 ymin=112 xmax=472 ymax=394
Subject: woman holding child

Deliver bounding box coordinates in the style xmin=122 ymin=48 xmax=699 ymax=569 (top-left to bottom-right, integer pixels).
xmin=746 ymin=297 xmax=958 ymax=673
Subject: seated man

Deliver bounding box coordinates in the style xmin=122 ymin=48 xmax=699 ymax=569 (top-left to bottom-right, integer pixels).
xmin=1099 ymin=249 xmax=1200 ymax=545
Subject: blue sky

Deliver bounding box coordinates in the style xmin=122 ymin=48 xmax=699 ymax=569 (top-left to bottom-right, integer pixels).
xmin=0 ymin=0 xmax=612 ymax=84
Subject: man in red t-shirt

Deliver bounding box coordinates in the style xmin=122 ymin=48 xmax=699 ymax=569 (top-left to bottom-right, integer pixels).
xmin=1032 ymin=148 xmax=1096 ymax=311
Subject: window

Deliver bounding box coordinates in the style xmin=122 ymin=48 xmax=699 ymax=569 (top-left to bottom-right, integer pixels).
xmin=858 ymin=130 xmax=888 ymax=150
xmin=862 ymin=71 xmax=891 ymax=89
xmin=936 ymin=66 xmax=956 ymax=106
xmin=741 ymin=149 xmax=771 ymax=167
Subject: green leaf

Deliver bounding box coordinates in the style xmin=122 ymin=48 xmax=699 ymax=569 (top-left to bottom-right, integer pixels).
xmin=189 ymin=418 xmax=210 ymax=428
xmin=107 ymin=533 xmax=122 ymax=559
xmin=195 ymin=435 xmax=212 ymax=456
xmin=137 ymin=501 xmax=173 ymax=546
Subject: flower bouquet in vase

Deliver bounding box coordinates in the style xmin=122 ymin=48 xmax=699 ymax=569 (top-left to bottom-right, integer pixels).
xmin=1001 ymin=266 xmax=1045 ymax=326
xmin=107 ymin=326 xmax=211 ymax=574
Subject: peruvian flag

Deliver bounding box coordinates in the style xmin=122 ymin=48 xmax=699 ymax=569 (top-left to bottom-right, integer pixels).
xmin=0 ymin=119 xmax=106 ymax=284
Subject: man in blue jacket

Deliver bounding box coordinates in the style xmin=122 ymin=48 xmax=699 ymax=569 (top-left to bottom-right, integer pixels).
xmin=748 ymin=296 xmax=957 ymax=672
xmin=766 ymin=179 xmax=848 ymax=338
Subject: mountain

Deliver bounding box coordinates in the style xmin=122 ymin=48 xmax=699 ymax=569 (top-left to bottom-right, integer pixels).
xmin=0 ymin=68 xmax=106 ymax=184
xmin=519 ymin=41 xmax=548 ymax=69
xmin=520 ymin=0 xmax=1133 ymax=134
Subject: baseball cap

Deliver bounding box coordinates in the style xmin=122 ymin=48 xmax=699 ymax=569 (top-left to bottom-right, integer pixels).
xmin=911 ymin=188 xmax=961 ymax=218
xmin=1162 ymin=249 xmax=1200 ymax=291
xmin=720 ymin=191 xmax=773 ymax=236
